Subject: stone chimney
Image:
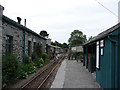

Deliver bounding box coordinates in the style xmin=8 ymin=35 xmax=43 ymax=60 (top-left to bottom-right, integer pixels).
xmin=17 ymin=17 xmax=22 ymax=24
xmin=0 ymin=5 xmax=4 ymax=90
xmin=24 ymin=19 xmax=26 ymax=26
xmin=118 ymin=1 xmax=120 ymax=23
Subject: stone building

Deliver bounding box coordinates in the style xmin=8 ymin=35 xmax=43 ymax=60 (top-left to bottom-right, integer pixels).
xmin=71 ymin=45 xmax=83 ymax=53
xmin=0 ymin=5 xmax=47 ymax=62
xmin=46 ymin=39 xmax=63 ymax=59
xmin=0 ymin=5 xmax=3 ymax=90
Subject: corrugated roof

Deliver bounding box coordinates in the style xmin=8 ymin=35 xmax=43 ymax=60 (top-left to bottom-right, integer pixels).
xmin=84 ymin=23 xmax=120 ymax=46
xmin=2 ymin=15 xmax=47 ymax=40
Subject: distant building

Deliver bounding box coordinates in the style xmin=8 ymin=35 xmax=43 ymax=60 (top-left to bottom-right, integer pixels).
xmin=46 ymin=39 xmax=63 ymax=59
xmin=71 ymin=45 xmax=83 ymax=53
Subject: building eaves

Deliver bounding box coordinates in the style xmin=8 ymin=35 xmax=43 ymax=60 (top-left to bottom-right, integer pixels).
xmin=2 ymin=15 xmax=47 ymax=40
xmin=48 ymin=45 xmax=61 ymax=48
xmin=83 ymin=23 xmax=120 ymax=46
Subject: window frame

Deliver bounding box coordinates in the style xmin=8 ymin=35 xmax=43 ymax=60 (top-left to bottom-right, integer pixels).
xmin=5 ymin=35 xmax=13 ymax=55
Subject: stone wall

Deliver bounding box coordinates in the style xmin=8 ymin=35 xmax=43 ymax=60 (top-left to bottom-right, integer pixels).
xmin=25 ymin=31 xmax=46 ymax=56
xmin=2 ymin=17 xmax=46 ymax=62
xmin=0 ymin=5 xmax=3 ymax=90
xmin=2 ymin=21 xmax=24 ymax=62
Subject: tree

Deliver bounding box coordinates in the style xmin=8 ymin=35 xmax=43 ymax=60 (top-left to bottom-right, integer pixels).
xmin=40 ymin=30 xmax=49 ymax=38
xmin=51 ymin=41 xmax=68 ymax=48
xmin=51 ymin=42 xmax=56 ymax=46
xmin=88 ymin=36 xmax=95 ymax=41
xmin=51 ymin=41 xmax=59 ymax=46
xmin=54 ymin=41 xmax=59 ymax=46
xmin=68 ymin=30 xmax=87 ymax=46
xmin=62 ymin=43 xmax=68 ymax=48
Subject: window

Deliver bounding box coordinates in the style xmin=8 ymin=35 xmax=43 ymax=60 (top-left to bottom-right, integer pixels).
xmin=33 ymin=42 xmax=36 ymax=51
xmin=6 ymin=35 xmax=13 ymax=55
xmin=28 ymin=41 xmax=31 ymax=56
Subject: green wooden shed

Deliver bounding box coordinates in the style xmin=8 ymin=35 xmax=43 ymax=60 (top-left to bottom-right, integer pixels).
xmin=83 ymin=23 xmax=120 ymax=88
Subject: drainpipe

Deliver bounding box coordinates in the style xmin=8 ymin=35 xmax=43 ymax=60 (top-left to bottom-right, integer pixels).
xmin=23 ymin=30 xmax=25 ymax=63
xmin=108 ymin=34 xmax=118 ymax=88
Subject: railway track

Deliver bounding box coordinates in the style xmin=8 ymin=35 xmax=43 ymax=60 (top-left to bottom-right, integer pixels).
xmin=20 ymin=55 xmax=65 ymax=89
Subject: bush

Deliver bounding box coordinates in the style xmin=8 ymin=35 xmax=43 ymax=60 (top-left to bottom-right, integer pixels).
xmin=25 ymin=55 xmax=32 ymax=64
xmin=27 ymin=64 xmax=36 ymax=74
xmin=17 ymin=67 xmax=28 ymax=79
xmin=32 ymin=52 xmax=38 ymax=60
xmin=17 ymin=63 xmax=36 ymax=79
xmin=32 ymin=44 xmax=42 ymax=60
xmin=42 ymin=53 xmax=50 ymax=62
xmin=40 ymin=58 xmax=44 ymax=64
xmin=33 ymin=58 xmax=44 ymax=68
xmin=2 ymin=54 xmax=19 ymax=84
xmin=2 ymin=54 xmax=37 ymax=83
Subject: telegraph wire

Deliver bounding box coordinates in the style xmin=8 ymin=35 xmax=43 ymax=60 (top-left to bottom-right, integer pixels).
xmin=94 ymin=0 xmax=118 ymax=17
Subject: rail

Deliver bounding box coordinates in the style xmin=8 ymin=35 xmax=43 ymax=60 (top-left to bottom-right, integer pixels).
xmin=20 ymin=55 xmax=65 ymax=89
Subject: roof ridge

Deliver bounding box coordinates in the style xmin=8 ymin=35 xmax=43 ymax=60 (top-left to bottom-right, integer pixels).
xmin=2 ymin=15 xmax=46 ymax=40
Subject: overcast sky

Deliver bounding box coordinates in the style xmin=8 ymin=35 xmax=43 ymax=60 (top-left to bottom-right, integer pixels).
xmin=1 ymin=0 xmax=119 ymax=43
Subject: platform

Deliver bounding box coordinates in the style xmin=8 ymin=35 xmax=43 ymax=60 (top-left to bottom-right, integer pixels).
xmin=51 ymin=59 xmax=101 ymax=88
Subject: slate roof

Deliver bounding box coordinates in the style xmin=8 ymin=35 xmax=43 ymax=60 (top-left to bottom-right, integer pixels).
xmin=84 ymin=23 xmax=120 ymax=46
xmin=2 ymin=15 xmax=47 ymax=40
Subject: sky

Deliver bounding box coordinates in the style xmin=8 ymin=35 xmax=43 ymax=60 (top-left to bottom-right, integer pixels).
xmin=0 ymin=0 xmax=119 ymax=43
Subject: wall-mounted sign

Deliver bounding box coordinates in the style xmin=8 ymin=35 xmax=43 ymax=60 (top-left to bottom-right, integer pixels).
xmin=101 ymin=48 xmax=104 ymax=56
xmin=96 ymin=41 xmax=100 ymax=69
xmin=100 ymin=40 xmax=104 ymax=47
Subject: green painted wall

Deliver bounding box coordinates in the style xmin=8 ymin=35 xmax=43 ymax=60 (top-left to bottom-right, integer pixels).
xmin=96 ymin=38 xmax=111 ymax=88
xmin=83 ymin=28 xmax=120 ymax=88
xmin=96 ymin=29 xmax=119 ymax=88
xmin=84 ymin=47 xmax=88 ymax=68
xmin=118 ymin=30 xmax=120 ymax=88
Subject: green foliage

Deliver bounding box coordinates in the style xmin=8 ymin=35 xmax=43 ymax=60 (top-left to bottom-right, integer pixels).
xmin=2 ymin=54 xmax=37 ymax=84
xmin=51 ymin=41 xmax=61 ymax=46
xmin=51 ymin=41 xmax=68 ymax=48
xmin=42 ymin=53 xmax=50 ymax=62
xmin=51 ymin=41 xmax=56 ymax=46
xmin=2 ymin=54 xmax=19 ymax=83
xmin=33 ymin=58 xmax=44 ymax=68
xmin=32 ymin=44 xmax=42 ymax=60
xmin=62 ymin=43 xmax=69 ymax=48
xmin=25 ymin=55 xmax=32 ymax=64
xmin=88 ymin=36 xmax=96 ymax=41
xmin=18 ymin=63 xmax=36 ymax=79
xmin=17 ymin=68 xmax=28 ymax=79
xmin=40 ymin=58 xmax=44 ymax=64
xmin=20 ymin=63 xmax=36 ymax=74
xmin=32 ymin=52 xmax=38 ymax=60
xmin=68 ymin=30 xmax=87 ymax=46
xmin=40 ymin=30 xmax=48 ymax=37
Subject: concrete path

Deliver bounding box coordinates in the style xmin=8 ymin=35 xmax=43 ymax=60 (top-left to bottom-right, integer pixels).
xmin=51 ymin=59 xmax=101 ymax=88
xmin=51 ymin=59 xmax=66 ymax=88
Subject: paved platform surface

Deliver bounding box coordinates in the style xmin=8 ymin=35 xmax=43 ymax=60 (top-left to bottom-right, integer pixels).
xmin=51 ymin=59 xmax=101 ymax=88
